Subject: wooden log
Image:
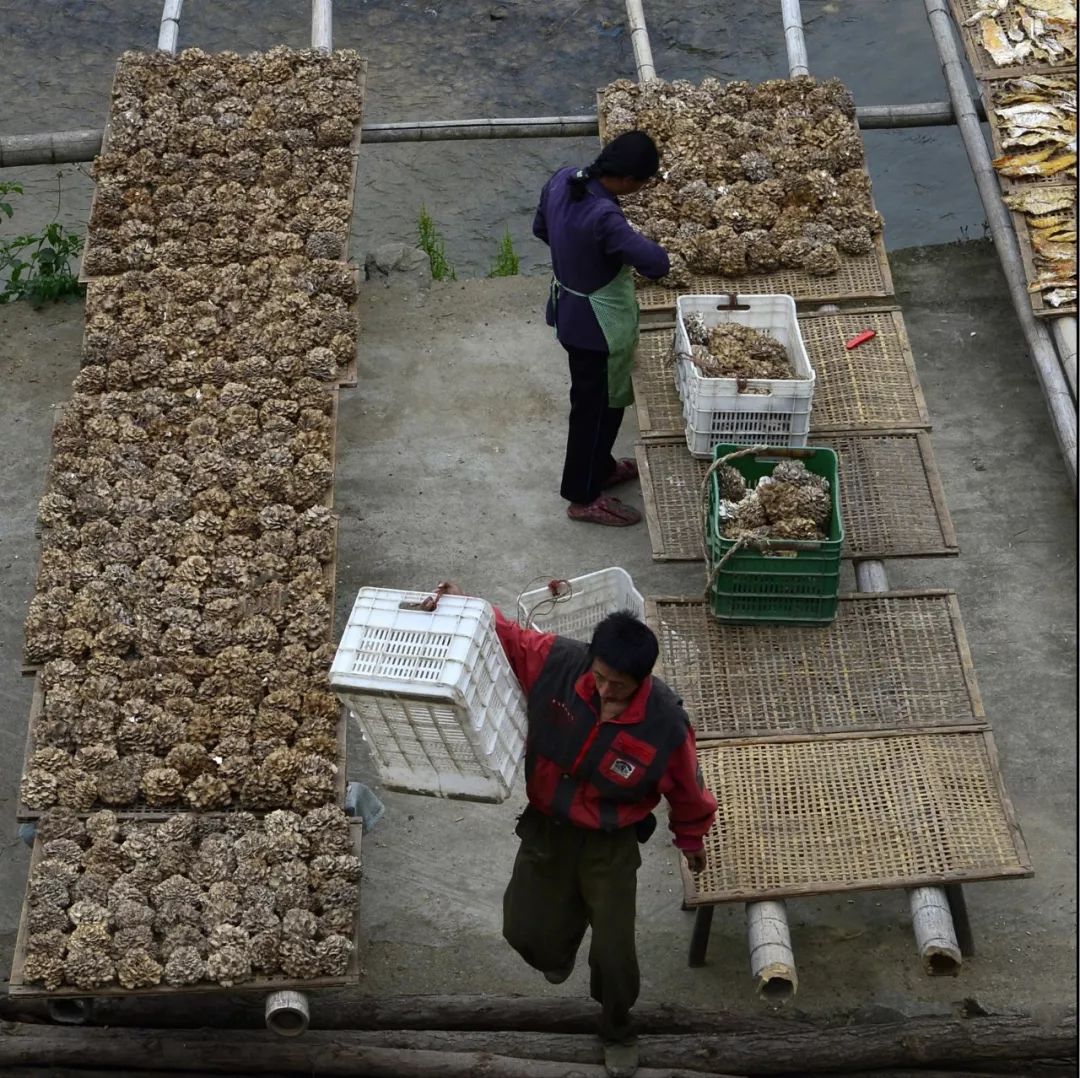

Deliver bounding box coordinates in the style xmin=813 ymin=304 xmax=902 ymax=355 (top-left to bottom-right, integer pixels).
xmin=1 ymin=1012 xmax=1075 ymax=1075
xmin=0 ymin=1024 xmax=731 ymax=1078
xmin=0 ymin=993 xmax=796 ymax=1034
xmin=746 ymin=901 xmax=797 ymax=1000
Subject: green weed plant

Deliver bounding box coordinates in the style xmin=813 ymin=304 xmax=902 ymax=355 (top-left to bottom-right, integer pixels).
xmin=418 ymin=206 xmax=456 ymax=281
xmin=0 ymin=181 xmax=85 ymax=306
xmin=488 ymin=226 xmax=520 ymax=278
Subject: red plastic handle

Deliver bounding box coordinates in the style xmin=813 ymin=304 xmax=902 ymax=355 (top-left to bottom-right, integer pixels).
xmin=845 ymin=330 xmax=877 ymax=350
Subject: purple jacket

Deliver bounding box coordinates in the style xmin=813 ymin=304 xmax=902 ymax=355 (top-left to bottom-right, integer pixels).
xmin=533 ymin=167 xmax=670 ymax=352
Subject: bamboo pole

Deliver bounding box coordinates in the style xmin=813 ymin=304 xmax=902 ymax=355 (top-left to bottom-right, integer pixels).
xmin=361 ymin=116 xmax=601 ymax=143
xmin=781 ymin=0 xmax=810 ymax=76
xmin=157 ymin=0 xmax=182 ymax=54
xmin=746 ymin=901 xmax=798 ymax=1000
xmin=0 ymin=101 xmax=994 ymax=167
xmin=1050 ymin=317 xmax=1077 ymax=402
xmin=312 ymin=0 xmax=332 ymax=52
xmin=925 ymin=0 xmax=1077 ymax=493
xmin=624 ymin=0 xmax=657 ymax=82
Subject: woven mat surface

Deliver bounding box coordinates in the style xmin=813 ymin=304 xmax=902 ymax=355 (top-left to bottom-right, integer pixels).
xmin=635 ymin=234 xmax=894 ymax=311
xmin=950 ymin=0 xmax=1076 ymax=77
xmin=682 ymin=731 xmax=1031 ymax=903
xmin=633 ymin=313 xmax=930 ymax=439
xmin=646 ymin=593 xmax=984 ymax=739
xmin=636 ymin=434 xmax=957 ymax=561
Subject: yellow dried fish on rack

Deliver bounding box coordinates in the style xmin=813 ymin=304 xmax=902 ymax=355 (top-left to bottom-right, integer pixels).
xmin=1004 ymin=186 xmax=1077 ymax=307
xmin=990 ymin=73 xmax=1077 ymax=180
xmin=965 ymin=0 xmax=1077 ymax=70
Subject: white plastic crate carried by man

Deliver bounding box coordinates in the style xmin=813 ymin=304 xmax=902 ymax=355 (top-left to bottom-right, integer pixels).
xmin=516 ymin=567 xmax=644 ymax=642
xmin=330 ymin=588 xmax=527 ymax=803
xmin=330 ymin=570 xmax=644 ymax=803
xmin=674 ymin=294 xmax=815 ymax=457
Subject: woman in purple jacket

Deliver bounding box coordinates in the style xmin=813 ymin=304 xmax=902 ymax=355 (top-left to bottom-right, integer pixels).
xmin=533 ymin=131 xmax=670 ymax=527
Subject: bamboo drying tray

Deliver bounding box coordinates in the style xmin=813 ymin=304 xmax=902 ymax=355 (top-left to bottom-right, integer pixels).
xmin=631 ymin=311 xmax=931 ymax=437
xmin=645 ymin=592 xmax=984 ymax=740
xmin=8 ymin=820 xmax=363 ymax=998
xmin=595 ymin=89 xmax=896 ymax=308
xmin=980 ymin=72 xmax=1078 ymax=193
xmin=1010 ymin=186 xmax=1078 ymax=317
xmin=949 ymin=0 xmax=1077 ymax=78
xmin=81 ymin=56 xmax=368 ymax=286
xmin=633 ymin=235 xmax=895 ymax=310
xmin=681 ymin=729 xmax=1031 ymax=904
xmin=635 ymin=431 xmax=958 ymax=562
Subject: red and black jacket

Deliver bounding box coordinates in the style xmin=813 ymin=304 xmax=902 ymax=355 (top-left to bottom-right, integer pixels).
xmin=496 ymin=610 xmax=717 ymax=852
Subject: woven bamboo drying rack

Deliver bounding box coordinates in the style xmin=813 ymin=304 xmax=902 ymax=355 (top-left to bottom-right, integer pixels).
xmin=8 ymin=819 xmax=364 ymax=998
xmin=79 ymin=58 xmax=368 ymax=287
xmin=595 ymin=88 xmax=896 ymax=309
xmin=1009 ymin=186 xmax=1078 ymax=318
xmin=645 ymin=592 xmax=984 ymax=740
xmin=979 ymin=73 xmax=1078 ymax=194
xmin=635 ymin=432 xmax=958 ymax=562
xmin=948 ymin=0 xmax=1078 ymax=79
xmin=680 ymin=730 xmax=1031 ymax=904
xmin=633 ymin=236 xmax=895 ymax=310
xmin=632 ymin=310 xmax=933 ymax=438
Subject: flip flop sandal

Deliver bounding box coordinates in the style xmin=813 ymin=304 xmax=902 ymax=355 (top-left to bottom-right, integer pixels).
xmin=567 ymin=495 xmax=642 ymax=527
xmin=602 ymin=458 xmax=640 ymax=490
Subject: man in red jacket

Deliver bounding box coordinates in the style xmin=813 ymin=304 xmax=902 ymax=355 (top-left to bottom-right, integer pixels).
xmin=431 ymin=584 xmax=717 ymax=1078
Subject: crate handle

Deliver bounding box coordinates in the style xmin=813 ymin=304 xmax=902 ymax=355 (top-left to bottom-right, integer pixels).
xmin=715 ymin=293 xmax=752 ymax=311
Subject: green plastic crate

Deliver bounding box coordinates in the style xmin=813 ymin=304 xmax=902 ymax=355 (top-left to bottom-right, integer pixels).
xmin=706 ymin=443 xmax=843 ymax=626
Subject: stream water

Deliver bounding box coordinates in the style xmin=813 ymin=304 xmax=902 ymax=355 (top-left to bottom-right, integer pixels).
xmin=0 ymin=0 xmax=986 ymax=277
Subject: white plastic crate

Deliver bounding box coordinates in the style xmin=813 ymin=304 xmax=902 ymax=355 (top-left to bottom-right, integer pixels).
xmin=674 ymin=294 xmax=815 ymax=457
xmin=330 ymin=588 xmax=527 ymax=802
xmin=516 ymin=567 xmax=645 ymax=642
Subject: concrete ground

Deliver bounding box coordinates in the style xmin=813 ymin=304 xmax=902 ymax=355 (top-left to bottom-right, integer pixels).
xmin=0 ymin=241 xmax=1075 ymax=1025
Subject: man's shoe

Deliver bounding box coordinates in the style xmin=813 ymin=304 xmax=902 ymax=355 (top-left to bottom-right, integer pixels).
xmin=543 ymin=965 xmax=573 ymax=984
xmin=603 ymin=1039 xmax=639 ymax=1077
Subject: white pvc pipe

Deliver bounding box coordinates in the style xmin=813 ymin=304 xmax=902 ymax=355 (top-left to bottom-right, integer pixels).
xmin=312 ymin=0 xmax=332 ymax=52
xmin=624 ymin=0 xmax=657 ymax=83
xmin=781 ymin=0 xmax=810 ymax=76
xmin=1050 ymin=317 xmax=1078 ymax=402
xmin=747 ymin=900 xmax=798 ymax=1001
xmin=925 ymin=0 xmax=1077 ymax=493
xmin=157 ymin=0 xmax=182 ymax=54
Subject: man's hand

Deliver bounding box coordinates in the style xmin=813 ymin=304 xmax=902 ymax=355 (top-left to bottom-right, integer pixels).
xmin=419 ymin=581 xmax=464 ymax=611
xmin=683 ymin=849 xmax=707 ymax=875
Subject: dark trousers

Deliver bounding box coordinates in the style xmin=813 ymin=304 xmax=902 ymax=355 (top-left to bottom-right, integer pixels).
xmin=502 ymin=807 xmax=640 ymax=1044
xmin=560 ymin=345 xmax=624 ymax=505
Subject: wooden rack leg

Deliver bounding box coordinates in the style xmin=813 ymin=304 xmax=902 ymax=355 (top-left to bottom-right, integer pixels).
xmin=945 ymin=883 xmax=975 ymax=957
xmin=688 ymin=905 xmax=714 ymax=967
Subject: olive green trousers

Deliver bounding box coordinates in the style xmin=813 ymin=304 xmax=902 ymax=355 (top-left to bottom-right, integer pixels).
xmin=502 ymin=806 xmax=641 ymax=1044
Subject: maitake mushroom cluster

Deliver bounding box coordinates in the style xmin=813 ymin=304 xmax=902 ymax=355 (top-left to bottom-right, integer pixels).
xmin=21 ymin=47 xmax=355 ymax=813
xmin=22 ymin=807 xmax=359 ymax=991
xmin=683 ymin=312 xmax=794 ymax=381
xmin=83 ymin=47 xmax=363 ymax=277
xmin=598 ymin=76 xmax=883 ymax=287
xmin=716 ymin=459 xmax=832 ymax=542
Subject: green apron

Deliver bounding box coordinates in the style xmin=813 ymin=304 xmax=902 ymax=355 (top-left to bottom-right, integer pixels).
xmin=551 ymin=265 xmax=640 ymax=408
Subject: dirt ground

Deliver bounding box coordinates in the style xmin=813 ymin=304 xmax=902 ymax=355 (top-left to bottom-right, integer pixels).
xmin=0 ymin=241 xmax=1075 ymax=1028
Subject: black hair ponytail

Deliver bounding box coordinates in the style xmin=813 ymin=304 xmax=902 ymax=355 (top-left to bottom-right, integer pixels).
xmin=567 ymin=130 xmax=660 ymax=203
xmin=568 ymin=165 xmax=597 ymax=202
